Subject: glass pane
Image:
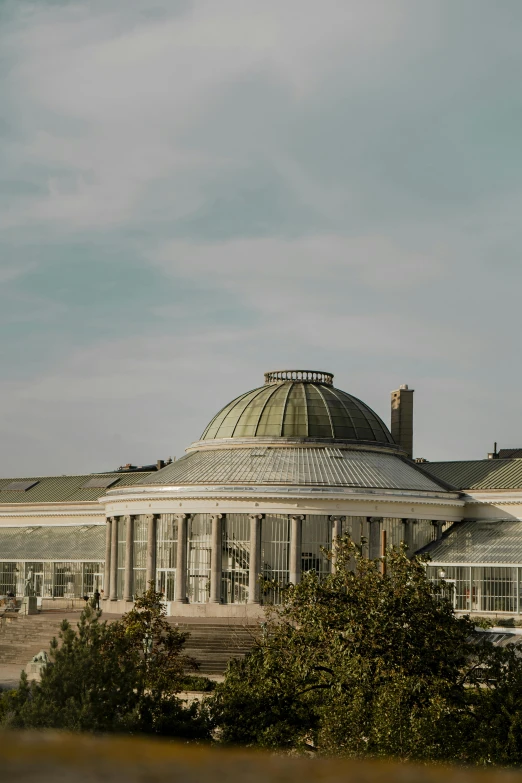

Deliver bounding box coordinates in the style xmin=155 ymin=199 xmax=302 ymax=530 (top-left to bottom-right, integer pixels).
xmin=261 ymin=515 xmax=290 ymax=604
xmin=187 ymin=514 xmax=212 ymax=603
xmin=117 ymin=517 xmax=126 ymax=600
xmin=133 ymin=516 xmax=148 ymax=598
xmin=221 ymin=514 xmax=250 ymax=604
xmin=302 ymin=516 xmax=331 ymax=579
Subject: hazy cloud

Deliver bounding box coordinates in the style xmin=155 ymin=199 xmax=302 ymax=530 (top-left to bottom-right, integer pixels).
xmin=1 ymin=0 xmax=522 ymax=473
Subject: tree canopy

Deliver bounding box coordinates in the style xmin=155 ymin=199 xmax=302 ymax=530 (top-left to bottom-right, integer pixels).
xmin=0 ymin=586 xmax=210 ymax=739
xmin=211 ymin=538 xmax=522 ymax=764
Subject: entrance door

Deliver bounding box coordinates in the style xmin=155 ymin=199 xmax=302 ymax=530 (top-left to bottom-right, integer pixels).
xmin=157 ymin=569 xmax=176 ymax=601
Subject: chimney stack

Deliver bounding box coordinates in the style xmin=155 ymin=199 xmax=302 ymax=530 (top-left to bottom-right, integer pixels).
xmin=391 ymin=384 xmax=414 ymax=458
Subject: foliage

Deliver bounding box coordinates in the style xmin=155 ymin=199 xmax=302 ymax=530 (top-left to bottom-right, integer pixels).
xmin=211 ymin=538 xmax=522 ymax=763
xmin=180 ymin=676 xmax=216 ymax=692
xmin=0 ymin=585 xmax=210 ymax=739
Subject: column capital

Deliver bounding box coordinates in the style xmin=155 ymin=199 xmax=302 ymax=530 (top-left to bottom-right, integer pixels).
xmin=249 ymin=513 xmax=264 ymax=521
xmin=289 ymin=514 xmax=305 ymax=521
xmin=211 ymin=513 xmax=224 ymax=521
xmin=329 ymin=515 xmax=346 ymax=523
xmin=175 ymin=512 xmax=192 ymax=521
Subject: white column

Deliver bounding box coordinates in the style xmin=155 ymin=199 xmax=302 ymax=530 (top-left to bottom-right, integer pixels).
xmin=175 ymin=514 xmax=189 ymax=603
xmin=330 ymin=515 xmax=344 ymax=571
xmin=289 ymin=515 xmax=304 ymax=584
xmin=146 ymin=514 xmax=157 ymax=588
xmin=210 ymin=514 xmax=224 ymax=603
xmin=110 ymin=516 xmax=118 ymax=601
xmin=123 ymin=515 xmax=134 ymax=602
xmin=248 ymin=514 xmax=263 ymax=604
xmin=103 ymin=518 xmax=112 ymax=601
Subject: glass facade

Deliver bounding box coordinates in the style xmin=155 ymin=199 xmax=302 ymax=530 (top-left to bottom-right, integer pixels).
xmin=132 ymin=516 xmax=148 ymax=598
xmin=0 ymin=562 xmax=17 ymax=595
xmin=221 ymin=514 xmax=250 ymax=604
xmin=117 ymin=517 xmax=127 ymax=600
xmin=261 ymin=515 xmax=290 ymax=604
xmin=0 ymin=561 xmax=103 ymax=598
xmin=427 ymin=565 xmax=522 ymax=614
xmin=187 ymin=514 xmax=212 ymax=603
xmin=156 ymin=514 xmax=178 ymax=601
xmin=302 ymin=515 xmax=331 ymax=578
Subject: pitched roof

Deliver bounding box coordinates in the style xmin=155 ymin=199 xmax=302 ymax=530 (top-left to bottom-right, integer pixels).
xmin=0 ymin=524 xmax=105 ymax=561
xmin=421 ymin=459 xmax=522 ymax=490
xmin=0 ymin=472 xmax=151 ymax=505
xmin=420 ymin=519 xmax=522 ymax=564
xmin=498 ymin=449 xmax=522 ymax=459
xmin=140 ymin=447 xmax=453 ymax=493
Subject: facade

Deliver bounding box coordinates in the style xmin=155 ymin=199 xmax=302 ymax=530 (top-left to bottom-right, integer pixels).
xmin=421 ymin=459 xmax=522 ymax=616
xmin=2 ymin=368 xmax=522 ymax=619
xmin=0 ymin=471 xmax=151 ymax=609
xmin=100 ymin=371 xmax=462 ymax=618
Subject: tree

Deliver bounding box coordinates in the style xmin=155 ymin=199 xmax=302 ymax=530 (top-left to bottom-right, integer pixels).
xmin=0 ymin=585 xmax=210 ymax=739
xmin=211 ymin=538 xmax=498 ymax=760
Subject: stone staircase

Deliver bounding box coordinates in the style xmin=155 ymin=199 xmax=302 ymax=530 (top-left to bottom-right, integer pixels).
xmin=173 ymin=622 xmax=259 ymax=675
xmin=0 ymin=613 xmax=78 ymax=666
xmin=0 ymin=613 xmax=259 ymax=674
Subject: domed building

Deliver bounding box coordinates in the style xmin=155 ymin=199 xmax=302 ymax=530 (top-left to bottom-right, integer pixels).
xmin=100 ymin=370 xmax=463 ymax=617
xmin=6 ymin=367 xmax=522 ymax=622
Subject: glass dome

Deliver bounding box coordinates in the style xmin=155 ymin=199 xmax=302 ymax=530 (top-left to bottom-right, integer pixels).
xmin=200 ymin=370 xmax=394 ymax=444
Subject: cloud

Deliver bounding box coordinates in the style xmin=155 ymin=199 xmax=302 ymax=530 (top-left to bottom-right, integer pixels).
xmin=1 ymin=1 xmax=522 ymax=473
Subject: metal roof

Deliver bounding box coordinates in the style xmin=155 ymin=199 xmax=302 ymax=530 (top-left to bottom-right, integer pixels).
xmin=421 ymin=520 xmax=522 ymax=564
xmin=0 ymin=472 xmax=151 ymax=505
xmin=201 ymin=377 xmax=395 ymax=445
xmin=140 ymin=447 xmax=450 ymax=492
xmin=422 ymin=460 xmax=522 ymax=490
xmin=0 ymin=525 xmax=105 ymax=561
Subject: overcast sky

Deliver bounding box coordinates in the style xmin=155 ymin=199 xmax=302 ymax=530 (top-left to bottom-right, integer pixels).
xmin=1 ymin=0 xmax=522 ymax=475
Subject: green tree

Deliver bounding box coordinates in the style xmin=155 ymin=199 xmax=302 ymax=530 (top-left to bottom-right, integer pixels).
xmin=0 ymin=585 xmax=210 ymax=739
xmin=211 ymin=538 xmax=495 ymax=760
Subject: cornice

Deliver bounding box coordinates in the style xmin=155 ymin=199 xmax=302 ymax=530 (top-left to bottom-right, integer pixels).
xmin=101 ymin=484 xmax=464 ymax=508
xmin=0 ymin=510 xmax=103 ymax=519
xmin=464 ymin=492 xmax=522 ymax=505
xmin=185 ymin=437 xmax=406 ymax=456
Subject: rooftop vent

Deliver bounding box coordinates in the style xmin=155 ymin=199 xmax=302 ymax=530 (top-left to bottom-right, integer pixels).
xmin=3 ymin=480 xmax=39 ymax=492
xmin=264 ymin=369 xmax=334 ymax=386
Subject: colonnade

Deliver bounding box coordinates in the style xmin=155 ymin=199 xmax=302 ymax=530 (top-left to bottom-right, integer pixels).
xmin=102 ymin=514 xmax=446 ymax=605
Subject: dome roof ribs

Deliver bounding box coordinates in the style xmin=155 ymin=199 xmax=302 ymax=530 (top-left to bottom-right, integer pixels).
xmin=199 ymin=369 xmax=395 ymax=448
xmin=279 ymin=381 xmax=295 ymax=437
xmin=311 ymin=382 xmax=335 ymax=439
xmin=251 ymin=383 xmax=285 ymax=437
xmin=324 ymin=385 xmax=359 ymax=440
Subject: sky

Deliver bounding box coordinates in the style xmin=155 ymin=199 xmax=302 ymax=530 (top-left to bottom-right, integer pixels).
xmin=1 ymin=0 xmax=522 ymax=475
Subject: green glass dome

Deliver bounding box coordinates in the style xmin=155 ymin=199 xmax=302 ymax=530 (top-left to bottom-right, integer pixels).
xmin=201 ymin=370 xmax=394 ymax=444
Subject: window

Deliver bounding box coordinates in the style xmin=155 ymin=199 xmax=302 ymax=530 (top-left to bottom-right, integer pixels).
xmin=133 ymin=516 xmax=148 ymax=598
xmin=222 ymin=514 xmax=250 ymax=604
xmin=156 ymin=514 xmax=178 ymax=601
xmin=117 ymin=517 xmax=127 ymax=600
xmin=187 ymin=514 xmax=212 ymax=603
xmin=261 ymin=515 xmax=290 ymax=604
xmin=0 ymin=562 xmax=17 ymax=595
xmin=302 ymin=516 xmax=331 ymax=579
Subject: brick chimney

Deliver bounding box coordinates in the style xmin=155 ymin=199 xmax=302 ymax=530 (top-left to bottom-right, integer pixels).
xmin=391 ymin=384 xmax=414 ymax=458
